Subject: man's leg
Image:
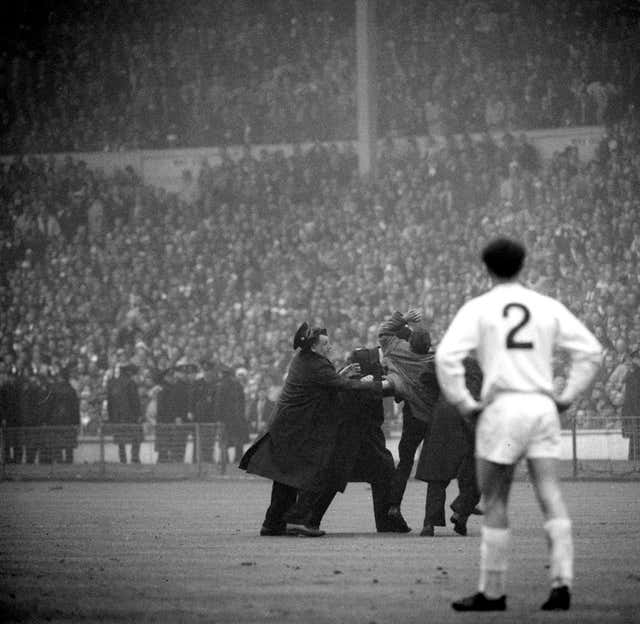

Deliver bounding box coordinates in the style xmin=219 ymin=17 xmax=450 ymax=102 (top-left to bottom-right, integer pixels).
xmin=118 ymin=443 xmax=127 ymax=464
xmin=527 ymin=457 xmax=572 ymax=610
xmin=450 ymin=454 xmax=482 ymax=535
xmin=131 ymin=440 xmax=141 ymax=463
xmin=303 ymin=489 xmax=338 ymax=530
xmin=452 ymin=457 xmax=514 ymax=611
xmin=283 ymin=489 xmax=329 ymax=537
xmin=422 ymin=480 xmax=448 ymax=535
xmin=262 ymin=481 xmax=298 ymax=535
xmin=388 ymin=413 xmax=428 ymax=509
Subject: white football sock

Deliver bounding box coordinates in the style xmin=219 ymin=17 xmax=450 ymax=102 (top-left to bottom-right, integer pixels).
xmin=478 ymin=526 xmax=509 ymax=598
xmin=544 ymin=517 xmax=573 ymax=589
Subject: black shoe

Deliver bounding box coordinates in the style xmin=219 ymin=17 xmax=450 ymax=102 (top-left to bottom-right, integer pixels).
xmin=452 ymin=592 xmax=506 ymax=611
xmin=420 ymin=524 xmax=435 ymax=537
xmin=383 ymin=507 xmax=411 ymax=533
xmin=450 ymin=513 xmax=468 ymax=536
xmin=259 ymin=524 xmax=288 ymax=536
xmin=286 ymin=523 xmax=326 ymax=537
xmin=541 ymin=586 xmax=571 ymax=610
xmin=471 ymin=506 xmax=484 ymax=515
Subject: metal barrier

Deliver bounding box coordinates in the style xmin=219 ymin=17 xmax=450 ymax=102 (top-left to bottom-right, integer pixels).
xmin=0 ymin=423 xmax=232 ymax=480
xmin=566 ymin=413 xmax=640 ymax=479
xmin=2 ymin=419 xmax=640 ymax=480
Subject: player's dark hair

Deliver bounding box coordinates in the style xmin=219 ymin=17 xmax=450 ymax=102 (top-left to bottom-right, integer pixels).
xmin=409 ymin=327 xmax=431 ymax=354
xmin=481 ymin=237 xmax=526 ymax=279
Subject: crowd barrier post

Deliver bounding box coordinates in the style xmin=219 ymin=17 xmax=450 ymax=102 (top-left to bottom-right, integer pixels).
xmin=571 ymin=412 xmax=578 ymax=479
xmin=98 ymin=422 xmax=106 ymax=477
xmin=195 ymin=423 xmax=202 ymax=478
xmin=219 ymin=422 xmax=227 ymax=476
xmin=0 ymin=420 xmax=5 ymax=481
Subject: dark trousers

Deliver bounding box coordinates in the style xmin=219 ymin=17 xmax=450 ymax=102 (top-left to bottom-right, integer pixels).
xmin=286 ymin=479 xmax=392 ymax=531
xmin=295 ymin=489 xmax=337 ymax=528
xmin=118 ymin=442 xmax=141 ymax=464
xmin=629 ymin=434 xmax=640 ymax=461
xmin=389 ymin=411 xmax=430 ymax=506
xmin=264 ymin=481 xmax=299 ymax=529
xmin=424 ymin=471 xmax=480 ymax=527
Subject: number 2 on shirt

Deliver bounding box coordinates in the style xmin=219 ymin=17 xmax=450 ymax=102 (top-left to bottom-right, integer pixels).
xmin=503 ymin=303 xmax=534 ymax=349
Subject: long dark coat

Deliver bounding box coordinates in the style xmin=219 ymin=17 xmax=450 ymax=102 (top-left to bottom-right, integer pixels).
xmin=622 ymin=363 xmax=640 ymax=439
xmin=215 ymin=373 xmax=248 ymax=444
xmin=155 ymin=380 xmax=189 ymax=453
xmin=328 ymin=348 xmax=394 ymax=486
xmin=415 ymin=357 xmax=483 ymax=483
xmin=106 ymin=374 xmax=143 ymax=444
xmin=50 ymin=379 xmax=80 ymax=449
xmin=240 ymin=350 xmax=382 ymax=492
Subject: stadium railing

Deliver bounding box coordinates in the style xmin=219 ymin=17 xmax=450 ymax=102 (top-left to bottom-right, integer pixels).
xmin=0 ymin=423 xmax=232 ymax=481
xmin=2 ymin=419 xmax=639 ymax=481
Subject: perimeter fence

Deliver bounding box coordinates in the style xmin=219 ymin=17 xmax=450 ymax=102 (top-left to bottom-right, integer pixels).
xmin=0 ymin=423 xmax=232 ymax=480
xmin=1 ymin=418 xmax=640 ymax=481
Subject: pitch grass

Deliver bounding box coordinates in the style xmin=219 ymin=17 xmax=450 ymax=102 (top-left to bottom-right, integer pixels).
xmin=1 ymin=475 xmax=639 ymax=623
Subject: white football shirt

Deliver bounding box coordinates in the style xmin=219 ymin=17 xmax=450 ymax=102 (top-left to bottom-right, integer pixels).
xmin=435 ymin=281 xmax=602 ymax=411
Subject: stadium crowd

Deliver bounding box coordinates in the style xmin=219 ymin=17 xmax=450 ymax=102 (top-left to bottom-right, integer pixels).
xmin=1 ymin=105 xmax=640 ymax=444
xmin=1 ymin=0 xmax=639 ymax=153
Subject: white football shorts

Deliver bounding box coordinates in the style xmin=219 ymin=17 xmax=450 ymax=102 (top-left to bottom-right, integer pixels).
xmin=475 ymin=392 xmax=561 ymax=464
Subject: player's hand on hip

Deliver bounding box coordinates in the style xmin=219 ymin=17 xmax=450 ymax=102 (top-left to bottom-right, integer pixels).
xmin=554 ymin=398 xmax=572 ymax=413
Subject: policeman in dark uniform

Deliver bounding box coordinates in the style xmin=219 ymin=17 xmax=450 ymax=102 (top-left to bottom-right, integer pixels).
xmin=172 ymin=360 xmax=194 ymax=462
xmin=0 ymin=361 xmax=23 ymax=463
xmin=303 ymin=346 xmax=411 ymax=533
xmin=22 ymin=362 xmax=54 ymax=464
xmin=50 ymin=365 xmax=80 ymax=464
xmin=215 ymin=365 xmax=249 ymax=463
xmin=155 ymin=367 xmax=178 ymax=463
xmin=106 ymin=362 xmax=143 ymax=463
xmin=192 ymin=360 xmax=218 ymax=462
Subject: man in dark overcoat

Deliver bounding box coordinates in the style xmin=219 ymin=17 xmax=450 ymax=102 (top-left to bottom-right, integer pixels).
xmin=49 ymin=365 xmax=80 ymax=463
xmin=171 ymin=362 xmax=193 ymax=463
xmin=21 ymin=364 xmax=54 ymax=464
xmin=0 ymin=363 xmax=23 ymax=463
xmin=106 ymin=363 xmax=143 ymax=463
xmin=246 ymin=386 xmax=276 ymax=434
xmin=240 ymin=323 xmax=386 ymax=537
xmin=192 ymin=360 xmax=218 ymax=463
xmin=378 ymin=309 xmax=440 ymax=524
xmin=304 ymin=346 xmax=410 ymax=533
xmin=415 ymin=357 xmax=483 ymax=536
xmin=215 ymin=365 xmax=248 ymax=463
xmin=622 ymin=350 xmax=640 ymax=461
xmin=155 ymin=367 xmax=181 ymax=463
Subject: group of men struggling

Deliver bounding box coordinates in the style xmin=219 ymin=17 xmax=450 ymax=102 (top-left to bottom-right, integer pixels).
xmin=240 ymin=305 xmax=479 ymax=538
xmin=240 ymin=237 xmax=603 ymax=613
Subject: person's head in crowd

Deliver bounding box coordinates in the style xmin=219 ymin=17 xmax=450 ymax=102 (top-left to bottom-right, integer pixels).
xmin=200 ymin=360 xmax=216 ymax=382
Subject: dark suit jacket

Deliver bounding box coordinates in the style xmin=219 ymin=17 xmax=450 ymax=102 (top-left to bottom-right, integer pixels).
xmin=329 ymin=348 xmax=394 ymax=485
xmin=106 ymin=374 xmax=142 ymax=443
xmin=215 ymin=375 xmax=248 ymax=442
xmin=247 ymin=397 xmax=276 ymax=432
xmin=379 ymin=311 xmax=440 ymax=422
xmin=622 ymin=363 xmax=640 ymax=438
xmin=240 ymin=349 xmax=382 ymax=492
xmin=415 ymin=357 xmax=482 ymax=482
